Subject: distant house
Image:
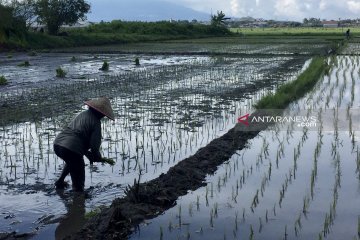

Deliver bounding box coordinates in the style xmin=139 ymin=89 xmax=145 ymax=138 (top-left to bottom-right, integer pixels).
xmin=254 ymin=21 xmax=268 ymax=27
xmin=62 ymin=21 xmax=93 ymax=29
xmin=322 ymin=21 xmax=338 ymax=28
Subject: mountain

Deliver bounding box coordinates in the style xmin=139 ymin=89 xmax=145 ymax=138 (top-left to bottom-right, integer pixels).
xmin=87 ymin=0 xmax=211 ymax=22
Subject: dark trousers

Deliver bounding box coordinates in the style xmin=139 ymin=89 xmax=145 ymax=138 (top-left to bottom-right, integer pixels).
xmin=54 ymin=144 xmax=85 ymax=191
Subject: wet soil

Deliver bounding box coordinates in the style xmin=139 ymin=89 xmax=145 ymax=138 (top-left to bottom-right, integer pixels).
xmin=70 ymin=112 xmax=270 ymax=239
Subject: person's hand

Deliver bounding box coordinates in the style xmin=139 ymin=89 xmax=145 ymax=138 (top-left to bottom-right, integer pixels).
xmin=101 ymin=157 xmax=115 ymax=166
xmin=84 ymin=151 xmax=94 ymax=165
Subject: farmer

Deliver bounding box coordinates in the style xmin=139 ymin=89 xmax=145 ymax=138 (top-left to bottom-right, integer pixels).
xmin=53 ymin=97 xmax=115 ymax=192
xmin=346 ymin=29 xmax=350 ymax=40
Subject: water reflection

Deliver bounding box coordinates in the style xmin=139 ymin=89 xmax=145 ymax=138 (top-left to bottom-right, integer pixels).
xmin=55 ymin=191 xmax=86 ymax=240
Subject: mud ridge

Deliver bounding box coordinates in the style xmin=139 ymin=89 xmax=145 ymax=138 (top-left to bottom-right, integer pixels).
xmin=70 ymin=112 xmax=270 ymax=240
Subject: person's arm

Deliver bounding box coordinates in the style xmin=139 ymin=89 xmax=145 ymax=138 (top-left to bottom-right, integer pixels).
xmin=89 ymin=123 xmax=102 ymax=163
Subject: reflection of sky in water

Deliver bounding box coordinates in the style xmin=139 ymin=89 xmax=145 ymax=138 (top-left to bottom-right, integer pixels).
xmin=129 ymin=56 xmax=360 ymax=240
xmin=1 ymin=55 xmax=357 ymax=239
xmin=0 ymin=55 xmax=306 ymax=237
xmin=0 ymin=53 xmax=208 ymax=88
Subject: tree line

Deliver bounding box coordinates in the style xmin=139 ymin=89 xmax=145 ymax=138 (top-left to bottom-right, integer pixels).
xmin=0 ymin=2 xmax=231 ymax=50
xmin=0 ymin=0 xmax=90 ymax=36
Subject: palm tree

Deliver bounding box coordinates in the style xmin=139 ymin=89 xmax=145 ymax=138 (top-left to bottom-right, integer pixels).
xmin=211 ymin=11 xmax=230 ymax=27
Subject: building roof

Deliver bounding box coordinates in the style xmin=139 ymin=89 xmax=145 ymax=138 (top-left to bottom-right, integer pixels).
xmin=322 ymin=21 xmax=338 ymax=24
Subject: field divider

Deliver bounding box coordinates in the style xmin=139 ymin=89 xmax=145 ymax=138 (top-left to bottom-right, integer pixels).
xmin=71 ymin=56 xmax=330 ymax=239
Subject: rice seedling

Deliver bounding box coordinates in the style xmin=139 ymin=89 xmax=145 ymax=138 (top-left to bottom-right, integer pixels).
xmin=135 ymin=58 xmax=140 ymax=66
xmin=168 ymin=220 xmax=172 ymax=232
xmin=214 ymin=202 xmax=218 ymax=218
xmin=70 ymin=56 xmax=77 ymax=62
xmin=259 ymin=217 xmax=263 ymax=233
xmin=56 ymin=67 xmax=66 ymax=78
xmin=0 ymin=76 xmax=8 ymax=86
xmin=101 ymin=157 xmax=115 ymax=165
xmin=196 ymin=195 xmax=200 ymax=211
xmin=160 ymin=226 xmax=163 ymax=240
xmin=358 ymin=216 xmax=360 ymax=238
xmin=211 ymin=182 xmax=214 ymax=198
xmin=284 ymin=225 xmax=288 ymax=240
xmin=302 ymin=194 xmax=310 ymax=216
xmin=356 ymin=147 xmax=360 ymax=175
xmin=188 ymin=203 xmax=193 ymax=217
xmin=17 ymin=61 xmax=31 ymax=67
xmin=249 ymin=225 xmax=254 ymax=240
xmin=234 ymin=211 xmax=238 ymax=231
xmin=251 ymin=189 xmax=260 ymax=209
xmin=186 ymin=231 xmax=190 ymax=240
xmin=28 ymin=51 xmax=37 ymax=56
xmin=177 ymin=205 xmax=182 ymax=226
xmin=99 ymin=61 xmax=109 ymax=71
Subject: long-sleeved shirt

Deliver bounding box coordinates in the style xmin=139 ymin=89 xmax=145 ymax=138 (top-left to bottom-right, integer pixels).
xmin=54 ymin=109 xmax=102 ymax=161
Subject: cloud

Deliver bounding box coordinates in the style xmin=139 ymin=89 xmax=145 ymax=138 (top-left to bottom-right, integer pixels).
xmin=230 ymin=0 xmax=240 ymax=16
xmin=88 ymin=0 xmax=360 ymax=21
xmin=347 ymin=0 xmax=360 ymax=13
xmin=274 ymin=0 xmax=302 ymax=18
xmin=319 ymin=0 xmax=328 ymax=10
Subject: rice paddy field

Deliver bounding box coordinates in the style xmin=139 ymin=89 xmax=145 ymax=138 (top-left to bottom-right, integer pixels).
xmin=0 ymin=36 xmax=359 ymax=239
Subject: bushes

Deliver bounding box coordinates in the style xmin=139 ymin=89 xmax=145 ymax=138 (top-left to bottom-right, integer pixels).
xmin=0 ymin=4 xmax=27 ymax=47
xmin=78 ymin=21 xmax=231 ymax=38
xmin=78 ymin=20 xmax=230 ymax=37
xmin=3 ymin=20 xmax=231 ymax=50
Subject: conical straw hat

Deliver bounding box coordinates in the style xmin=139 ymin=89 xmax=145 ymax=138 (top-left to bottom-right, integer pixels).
xmin=84 ymin=97 xmax=115 ymax=120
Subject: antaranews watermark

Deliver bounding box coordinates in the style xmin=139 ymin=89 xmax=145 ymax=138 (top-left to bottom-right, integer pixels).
xmin=235 ymin=108 xmax=360 ymax=132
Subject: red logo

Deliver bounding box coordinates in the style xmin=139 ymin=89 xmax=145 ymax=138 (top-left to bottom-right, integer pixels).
xmin=237 ymin=113 xmax=250 ymax=126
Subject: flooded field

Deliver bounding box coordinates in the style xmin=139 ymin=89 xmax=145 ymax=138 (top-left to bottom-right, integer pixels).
xmin=1 ymin=39 xmax=355 ymax=240
xmin=129 ymin=56 xmax=360 ymax=240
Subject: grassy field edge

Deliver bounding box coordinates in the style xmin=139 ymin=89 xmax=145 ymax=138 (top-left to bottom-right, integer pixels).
xmin=255 ymin=56 xmax=329 ymax=109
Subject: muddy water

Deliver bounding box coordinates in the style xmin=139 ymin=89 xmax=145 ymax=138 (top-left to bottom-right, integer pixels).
xmin=0 ymin=52 xmax=205 ymax=93
xmin=0 ymin=53 xmax=308 ymax=239
xmin=129 ymin=56 xmax=360 ymax=240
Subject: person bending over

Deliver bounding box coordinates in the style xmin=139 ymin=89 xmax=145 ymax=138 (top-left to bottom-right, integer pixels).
xmin=53 ymin=97 xmax=115 ymax=192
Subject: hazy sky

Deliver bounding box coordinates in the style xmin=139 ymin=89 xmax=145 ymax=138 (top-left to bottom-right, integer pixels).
xmin=150 ymin=0 xmax=360 ymax=20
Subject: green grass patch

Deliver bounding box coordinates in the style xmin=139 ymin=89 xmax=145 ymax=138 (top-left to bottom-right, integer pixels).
xmin=0 ymin=76 xmax=8 ymax=85
xmin=255 ymin=57 xmax=329 ymax=109
xmin=1 ymin=21 xmax=231 ymax=51
xmin=230 ymin=27 xmax=360 ymax=37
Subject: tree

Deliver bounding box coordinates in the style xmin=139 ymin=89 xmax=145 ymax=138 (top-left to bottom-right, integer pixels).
xmin=9 ymin=0 xmax=37 ymax=29
xmin=211 ymin=11 xmax=230 ymax=27
xmin=0 ymin=3 xmax=26 ymax=42
xmin=35 ymin=0 xmax=90 ymax=35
